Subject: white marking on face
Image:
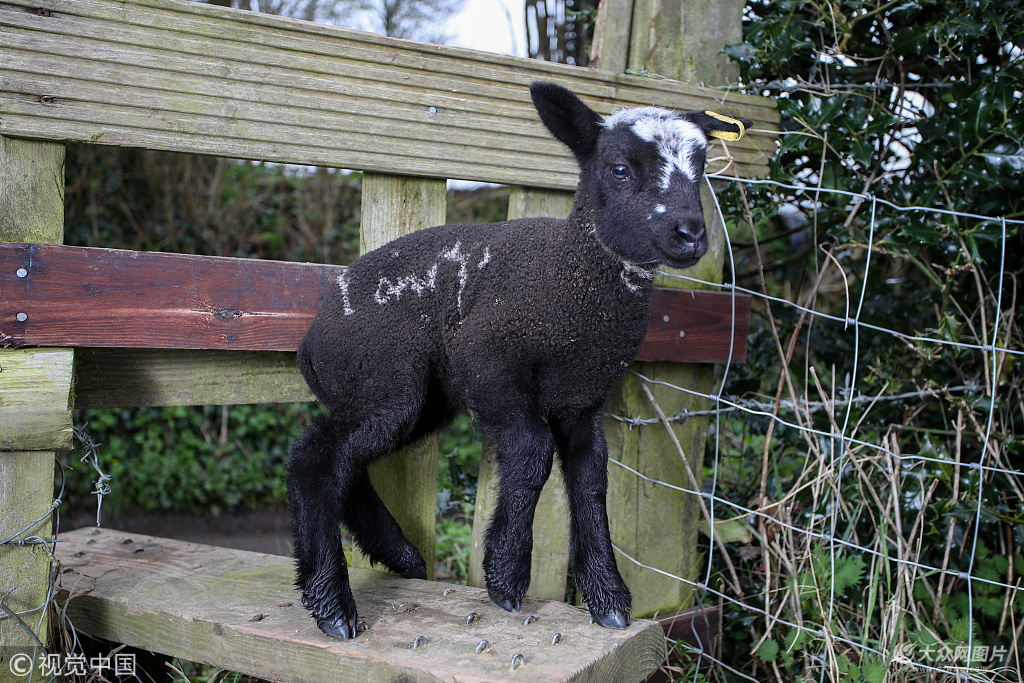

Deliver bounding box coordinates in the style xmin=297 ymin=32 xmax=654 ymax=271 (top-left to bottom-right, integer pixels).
xmin=620 ymin=261 xmax=657 ymax=293
xmin=633 ymin=118 xmax=705 ymax=188
xmin=605 ymin=108 xmax=707 ymax=189
xmin=336 ymin=270 xmax=355 ymax=316
xmin=603 ymin=107 xmax=669 ymax=129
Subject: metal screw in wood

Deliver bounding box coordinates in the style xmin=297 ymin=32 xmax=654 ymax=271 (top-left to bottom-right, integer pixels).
xmin=550 ymin=633 xmax=562 ymax=646
xmin=465 ymin=611 xmax=478 ymax=625
xmin=412 ymin=636 xmax=427 ymax=649
xmin=474 ymin=640 xmax=488 ymax=654
xmin=510 ymin=654 xmax=525 ymax=672
xmin=523 ymin=615 xmax=536 ymax=625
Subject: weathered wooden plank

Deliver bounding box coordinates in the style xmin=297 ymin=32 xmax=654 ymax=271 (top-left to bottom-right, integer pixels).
xmin=0 ymin=242 xmax=749 ymax=364
xmin=0 ymin=347 xmax=73 ymax=450
xmin=351 ymin=174 xmax=447 ymax=582
xmin=590 ymin=0 xmax=635 ymax=74
xmin=0 ymin=136 xmax=64 ymax=243
xmin=0 ymin=450 xmax=55 ymax=656
xmin=0 ymin=135 xmax=64 ymax=662
xmin=469 ymin=187 xmax=574 ymax=602
xmin=0 ymin=0 xmax=778 ymax=185
xmin=626 ymin=0 xmax=746 ymax=85
xmin=73 ymin=349 xmax=313 ymax=409
xmin=55 ymin=527 xmax=667 ymax=683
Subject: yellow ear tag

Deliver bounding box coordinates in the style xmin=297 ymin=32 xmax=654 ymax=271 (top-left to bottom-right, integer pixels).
xmin=705 ymin=111 xmax=746 ymax=141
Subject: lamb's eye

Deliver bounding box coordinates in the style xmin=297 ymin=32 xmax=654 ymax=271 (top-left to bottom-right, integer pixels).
xmin=610 ymin=164 xmax=630 ymax=180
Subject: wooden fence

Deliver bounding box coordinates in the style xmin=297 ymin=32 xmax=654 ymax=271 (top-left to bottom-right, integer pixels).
xmin=0 ymin=0 xmax=777 ymax=680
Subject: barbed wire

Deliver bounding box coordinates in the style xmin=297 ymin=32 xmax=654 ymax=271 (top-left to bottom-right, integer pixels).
xmin=73 ymin=425 xmax=112 ymax=528
xmin=606 ymin=383 xmax=985 ymax=424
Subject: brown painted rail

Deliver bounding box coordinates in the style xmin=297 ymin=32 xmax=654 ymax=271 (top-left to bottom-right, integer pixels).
xmin=0 ymin=242 xmax=749 ymax=363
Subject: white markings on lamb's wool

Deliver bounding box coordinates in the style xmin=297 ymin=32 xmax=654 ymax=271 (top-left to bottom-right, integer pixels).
xmin=654 ymin=205 xmax=667 ymax=214
xmin=374 ymin=263 xmax=439 ymax=305
xmin=620 ymin=261 xmax=657 ymax=293
xmin=373 ymin=242 xmax=491 ymax=314
xmin=336 ymin=270 xmax=356 ymax=316
xmin=440 ymin=242 xmax=471 ymax=311
xmin=605 ymin=108 xmax=706 ymax=190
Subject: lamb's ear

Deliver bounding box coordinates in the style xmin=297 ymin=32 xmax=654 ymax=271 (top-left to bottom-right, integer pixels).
xmin=530 ymin=82 xmax=604 ymax=158
xmin=684 ymin=111 xmax=754 ymax=142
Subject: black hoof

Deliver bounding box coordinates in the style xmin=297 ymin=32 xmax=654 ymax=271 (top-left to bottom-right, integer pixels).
xmin=321 ymin=617 xmax=358 ymax=639
xmin=401 ymin=565 xmax=428 ymax=580
xmin=591 ymin=610 xmax=629 ymax=630
xmin=489 ymin=592 xmax=521 ymax=613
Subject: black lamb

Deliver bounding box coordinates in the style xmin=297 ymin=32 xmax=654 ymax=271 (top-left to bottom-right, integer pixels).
xmin=288 ymin=82 xmax=750 ymax=639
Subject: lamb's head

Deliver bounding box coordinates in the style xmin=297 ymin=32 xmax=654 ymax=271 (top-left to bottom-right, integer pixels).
xmin=530 ymin=82 xmax=751 ymax=270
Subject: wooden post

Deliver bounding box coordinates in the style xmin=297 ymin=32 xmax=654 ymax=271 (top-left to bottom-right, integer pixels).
xmin=468 ymin=187 xmax=574 ymax=601
xmin=627 ymin=0 xmax=744 ymax=85
xmin=351 ymin=173 xmax=446 ymax=580
xmin=593 ymin=0 xmax=744 ymax=617
xmin=0 ymin=136 xmax=69 ymax=668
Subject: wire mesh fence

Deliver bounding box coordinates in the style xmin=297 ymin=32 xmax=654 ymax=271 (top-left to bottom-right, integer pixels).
xmin=603 ymin=164 xmax=1022 ymax=682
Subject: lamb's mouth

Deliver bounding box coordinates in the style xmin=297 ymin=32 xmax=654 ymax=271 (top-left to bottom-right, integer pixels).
xmin=654 ymin=241 xmax=707 ymax=269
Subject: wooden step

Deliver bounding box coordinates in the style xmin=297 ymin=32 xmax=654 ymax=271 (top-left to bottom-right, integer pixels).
xmin=54 ymin=528 xmax=667 ymax=683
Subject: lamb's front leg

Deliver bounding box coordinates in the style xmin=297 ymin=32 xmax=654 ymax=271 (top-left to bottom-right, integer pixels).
xmin=551 ymin=407 xmax=632 ymax=629
xmin=481 ymin=412 xmax=555 ymax=612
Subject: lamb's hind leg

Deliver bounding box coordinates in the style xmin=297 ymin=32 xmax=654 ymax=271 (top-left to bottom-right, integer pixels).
xmin=289 ymin=401 xmax=425 ymax=639
xmin=340 ymin=468 xmax=427 ymax=580
xmin=287 ymin=417 xmax=358 ymax=638
xmin=339 ymin=382 xmax=454 ymax=581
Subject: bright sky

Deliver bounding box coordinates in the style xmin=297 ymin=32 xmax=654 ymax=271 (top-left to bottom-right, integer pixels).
xmin=447 ymin=0 xmax=527 ymax=57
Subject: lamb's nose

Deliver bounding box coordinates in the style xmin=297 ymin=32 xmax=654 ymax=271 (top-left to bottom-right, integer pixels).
xmin=674 ymin=215 xmax=706 ymax=243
